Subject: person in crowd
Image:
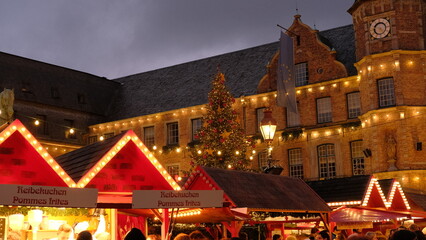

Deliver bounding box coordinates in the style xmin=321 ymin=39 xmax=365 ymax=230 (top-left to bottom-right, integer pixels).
xmin=398 ymin=226 xmax=408 ymax=231
xmin=374 ymin=231 xmax=386 ymax=240
xmin=174 ymin=233 xmax=190 ymax=240
xmin=414 ymin=230 xmax=426 ymax=240
xmin=76 ymin=231 xmax=92 ymax=240
xmin=189 ymin=230 xmax=206 ymax=240
xmin=124 ymin=228 xmax=146 ymax=240
xmin=409 ymin=224 xmax=420 ymax=232
xmin=390 ymin=230 xmax=416 ymax=240
xmin=365 ymin=232 xmax=377 ymax=240
xmin=239 ymin=232 xmax=248 ymax=240
xmin=273 ymin=235 xmax=282 ymax=240
xmin=348 ymin=230 xmax=363 ymax=240
xmin=388 ymin=229 xmax=397 ymax=240
xmin=316 ymin=231 xmax=331 ymax=240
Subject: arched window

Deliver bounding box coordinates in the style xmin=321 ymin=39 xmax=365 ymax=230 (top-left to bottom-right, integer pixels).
xmin=317 ymin=144 xmax=336 ymax=179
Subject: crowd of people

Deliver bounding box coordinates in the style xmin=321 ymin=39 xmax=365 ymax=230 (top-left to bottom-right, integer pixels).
xmin=40 ymin=224 xmax=426 ymax=240
xmin=305 ymin=224 xmax=426 ymax=240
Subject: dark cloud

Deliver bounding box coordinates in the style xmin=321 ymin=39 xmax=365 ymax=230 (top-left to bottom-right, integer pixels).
xmin=0 ymin=0 xmax=353 ymax=79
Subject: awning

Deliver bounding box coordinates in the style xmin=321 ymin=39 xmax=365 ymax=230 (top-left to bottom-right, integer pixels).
xmin=172 ymin=207 xmax=251 ymax=223
xmin=330 ymin=206 xmax=411 ymax=223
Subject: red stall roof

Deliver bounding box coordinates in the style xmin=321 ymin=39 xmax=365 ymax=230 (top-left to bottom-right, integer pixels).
xmin=0 ymin=120 xmax=73 ymax=187
xmin=184 ymin=166 xmax=331 ymax=213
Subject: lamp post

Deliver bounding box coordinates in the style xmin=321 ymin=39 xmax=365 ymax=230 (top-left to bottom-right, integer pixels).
xmin=260 ymin=108 xmax=283 ymax=174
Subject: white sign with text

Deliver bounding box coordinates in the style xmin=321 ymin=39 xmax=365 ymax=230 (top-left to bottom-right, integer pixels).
xmin=132 ymin=190 xmax=224 ymax=209
xmin=0 ymin=184 xmax=98 ymax=208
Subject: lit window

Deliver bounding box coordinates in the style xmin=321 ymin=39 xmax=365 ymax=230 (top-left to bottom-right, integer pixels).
xmin=351 ymin=140 xmax=365 ymax=175
xmin=288 ymin=148 xmax=303 ymax=178
xmin=317 ymin=97 xmax=332 ymax=123
xmin=347 ymin=92 xmax=361 ymax=119
xmin=256 ymin=107 xmax=266 ymax=132
xmin=167 ymin=122 xmax=179 ymax=145
xmin=167 ymin=164 xmax=180 ymax=180
xmin=143 ymin=126 xmax=155 ymax=148
xmin=378 ymin=78 xmax=395 ymax=107
xmin=295 ymin=62 xmax=308 ymax=87
xmin=318 ymin=144 xmax=336 ymax=179
xmin=191 ymin=118 xmax=202 ymax=141
xmin=286 ymin=108 xmax=300 ymax=127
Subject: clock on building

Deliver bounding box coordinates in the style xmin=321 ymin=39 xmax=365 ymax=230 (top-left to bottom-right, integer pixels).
xmin=369 ymin=18 xmax=391 ymax=39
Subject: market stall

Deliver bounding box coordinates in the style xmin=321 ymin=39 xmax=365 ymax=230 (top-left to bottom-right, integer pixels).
xmin=180 ymin=166 xmax=331 ymax=239
xmin=0 ymin=119 xmax=182 ymax=240
xmin=307 ymin=175 xmax=426 ymax=235
xmin=0 ymin=120 xmax=100 ymax=240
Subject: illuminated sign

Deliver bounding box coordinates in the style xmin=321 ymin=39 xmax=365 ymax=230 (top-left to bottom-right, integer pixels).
xmin=0 ymin=184 xmax=98 ymax=208
xmin=132 ymin=190 xmax=223 ymax=209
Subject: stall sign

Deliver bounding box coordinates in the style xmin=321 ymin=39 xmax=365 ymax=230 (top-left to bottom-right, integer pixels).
xmin=336 ymin=222 xmax=373 ymax=230
xmin=132 ymin=190 xmax=223 ymax=209
xmin=0 ymin=184 xmax=98 ymax=208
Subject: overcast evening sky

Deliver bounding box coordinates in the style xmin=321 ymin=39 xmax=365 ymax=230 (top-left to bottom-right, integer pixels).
xmin=0 ymin=1 xmax=353 ymax=79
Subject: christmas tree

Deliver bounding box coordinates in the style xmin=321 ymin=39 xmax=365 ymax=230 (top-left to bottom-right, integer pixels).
xmin=190 ymin=72 xmax=253 ymax=170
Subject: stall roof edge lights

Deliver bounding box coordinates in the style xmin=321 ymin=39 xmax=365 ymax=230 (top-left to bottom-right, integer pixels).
xmin=182 ymin=165 xmax=236 ymax=208
xmin=387 ymin=179 xmax=411 ymax=210
xmin=0 ymin=119 xmax=76 ymax=187
xmin=362 ymin=176 xmax=390 ymax=208
xmin=76 ymin=130 xmax=180 ymax=190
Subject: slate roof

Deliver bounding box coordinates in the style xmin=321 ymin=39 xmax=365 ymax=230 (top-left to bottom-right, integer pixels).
xmin=306 ymin=175 xmax=371 ymax=203
xmin=200 ymin=166 xmax=331 ymax=212
xmin=55 ymin=132 xmax=126 ymax=182
xmin=318 ymin=25 xmax=357 ymax=76
xmin=0 ymin=51 xmax=121 ymax=116
xmin=405 ymin=191 xmax=426 ymax=211
xmin=107 ymin=42 xmax=279 ymax=120
xmin=108 ymin=24 xmax=356 ymax=120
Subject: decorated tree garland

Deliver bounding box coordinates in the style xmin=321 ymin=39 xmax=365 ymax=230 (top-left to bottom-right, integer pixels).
xmin=189 ymin=72 xmax=253 ymax=170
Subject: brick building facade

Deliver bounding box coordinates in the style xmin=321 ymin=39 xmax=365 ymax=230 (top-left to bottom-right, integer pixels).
xmin=1 ymin=0 xmax=425 ymax=191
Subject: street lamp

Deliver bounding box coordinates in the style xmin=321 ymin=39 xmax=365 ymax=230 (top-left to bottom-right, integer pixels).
xmin=260 ymin=108 xmax=283 ymax=175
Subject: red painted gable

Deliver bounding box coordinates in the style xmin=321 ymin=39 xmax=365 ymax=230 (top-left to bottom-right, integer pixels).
xmin=0 ymin=120 xmax=68 ymax=187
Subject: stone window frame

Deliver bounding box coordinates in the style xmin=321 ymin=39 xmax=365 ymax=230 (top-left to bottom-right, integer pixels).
xmin=191 ymin=118 xmax=202 ymax=141
xmin=350 ymin=140 xmax=365 ymax=176
xmin=317 ymin=143 xmax=336 ymax=179
xmin=258 ymin=149 xmax=268 ymax=170
xmin=166 ymin=122 xmax=179 ymax=145
xmin=256 ymin=107 xmax=266 ymax=132
xmin=288 ymin=148 xmax=303 ymax=178
xmin=347 ymin=91 xmax=361 ymax=119
xmin=377 ymin=77 xmax=396 ymax=108
xmin=143 ymin=126 xmax=155 ymax=148
xmin=295 ymin=62 xmax=309 ymax=87
xmin=316 ymin=97 xmax=332 ymax=124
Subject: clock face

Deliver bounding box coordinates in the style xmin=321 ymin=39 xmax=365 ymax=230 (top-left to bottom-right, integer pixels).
xmin=370 ymin=18 xmax=391 ymax=39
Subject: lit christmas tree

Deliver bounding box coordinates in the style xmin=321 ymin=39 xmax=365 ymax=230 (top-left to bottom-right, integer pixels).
xmin=190 ymin=72 xmax=253 ymax=170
